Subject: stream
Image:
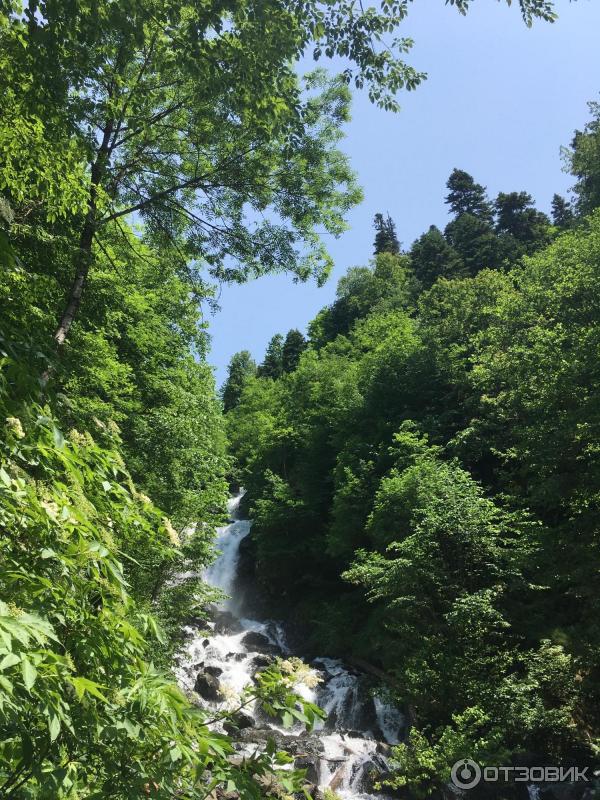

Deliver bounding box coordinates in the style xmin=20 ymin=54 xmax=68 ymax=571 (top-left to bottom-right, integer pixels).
xmin=175 ymin=493 xmax=405 ymax=799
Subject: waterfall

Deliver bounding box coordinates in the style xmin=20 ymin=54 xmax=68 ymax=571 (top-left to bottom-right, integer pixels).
xmin=175 ymin=493 xmax=405 ymax=799
xmin=203 ymin=494 xmax=251 ymax=610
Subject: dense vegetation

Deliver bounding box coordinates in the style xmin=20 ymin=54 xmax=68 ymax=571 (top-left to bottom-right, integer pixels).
xmin=0 ymin=0 xmax=433 ymax=793
xmin=226 ymin=104 xmax=600 ymax=793
xmin=0 ymin=0 xmax=588 ymax=796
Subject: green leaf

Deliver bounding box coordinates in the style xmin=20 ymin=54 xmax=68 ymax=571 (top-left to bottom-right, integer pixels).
xmin=49 ymin=713 xmax=61 ymax=741
xmin=21 ymin=657 xmax=37 ymax=691
xmin=0 ymin=652 xmax=20 ymax=669
xmin=52 ymin=426 xmax=65 ymax=449
xmin=70 ymin=676 xmax=108 ymax=702
xmin=169 ymin=745 xmax=182 ymax=762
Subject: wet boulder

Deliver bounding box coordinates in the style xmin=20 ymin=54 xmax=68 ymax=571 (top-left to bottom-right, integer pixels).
xmin=236 ymin=727 xmax=324 ymax=758
xmin=214 ymin=610 xmax=243 ymax=635
xmin=241 ymin=630 xmax=279 ymax=654
xmin=194 ymin=670 xmax=224 ymax=702
xmin=204 ymin=664 xmax=223 ymax=678
xmin=250 ymin=654 xmax=273 ymax=672
xmin=294 ymin=754 xmax=320 ymax=785
xmin=229 ymin=652 xmax=246 ymax=662
xmin=223 ymin=710 xmax=256 ymax=736
xmin=351 ymin=753 xmax=388 ymax=795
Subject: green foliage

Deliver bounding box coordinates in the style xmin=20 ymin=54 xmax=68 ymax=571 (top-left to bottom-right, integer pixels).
xmin=494 ymin=190 xmax=551 ymax=258
xmin=551 ymin=193 xmax=575 ymax=228
xmin=373 ymin=212 xmax=400 ymax=255
xmin=565 ymin=99 xmax=600 ymax=216
xmin=0 ymin=329 xmax=325 ymax=798
xmin=445 ymin=168 xmax=493 ymax=222
xmin=444 ymin=212 xmax=504 ymax=274
xmin=308 ymin=253 xmax=418 ymax=347
xmin=258 ymin=334 xmax=285 ymax=380
xmin=1 ymin=220 xmax=229 ymax=528
xmin=228 ymin=192 xmax=600 ymax=789
xmin=222 ymin=351 xmax=257 ymax=412
xmin=282 ymin=329 xmax=308 ymax=374
xmin=410 ymin=224 xmax=466 ymax=288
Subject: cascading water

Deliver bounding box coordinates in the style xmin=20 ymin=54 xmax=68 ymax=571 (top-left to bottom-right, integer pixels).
xmin=176 ymin=493 xmax=405 ymax=799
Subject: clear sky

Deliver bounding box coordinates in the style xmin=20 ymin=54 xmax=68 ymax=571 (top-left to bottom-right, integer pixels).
xmin=206 ymin=0 xmax=600 ymax=387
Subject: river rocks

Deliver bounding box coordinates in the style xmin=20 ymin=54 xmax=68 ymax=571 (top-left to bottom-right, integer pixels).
xmin=228 ymin=651 xmax=247 ymax=661
xmin=236 ymin=726 xmax=325 ymax=759
xmin=223 ymin=711 xmax=255 ymax=735
xmin=294 ymin=754 xmax=320 ymax=785
xmin=192 ymin=662 xmax=224 ymax=678
xmin=353 ymin=754 xmax=388 ymax=795
xmin=241 ymin=630 xmax=279 ymax=654
xmin=214 ymin=610 xmax=243 ymax=634
xmin=194 ymin=670 xmax=224 ymax=702
xmin=249 ymin=653 xmax=273 ymax=672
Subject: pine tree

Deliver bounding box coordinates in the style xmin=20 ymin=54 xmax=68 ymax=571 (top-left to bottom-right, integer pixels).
xmin=410 ymin=225 xmax=466 ymax=289
xmin=282 ymin=329 xmax=307 ymax=373
xmin=494 ymin=191 xmax=551 ymax=258
xmin=551 ymin=194 xmax=575 ymax=228
xmin=445 ymin=214 xmax=502 ymax=275
xmin=445 ymin=169 xmax=493 ymax=221
xmin=258 ymin=334 xmax=285 ymax=379
xmin=373 ymin=213 xmax=400 ymax=255
xmin=222 ymin=351 xmax=257 ymax=411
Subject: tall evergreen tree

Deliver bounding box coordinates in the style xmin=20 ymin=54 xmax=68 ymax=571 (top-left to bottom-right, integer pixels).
xmin=494 ymin=191 xmax=550 ymax=242
xmin=222 ymin=351 xmax=257 ymax=412
xmin=444 ymin=213 xmax=502 ymax=275
xmin=410 ymin=225 xmax=466 ymax=288
xmin=373 ymin=213 xmax=401 ymax=255
xmin=445 ymin=168 xmax=493 ymax=221
xmin=551 ymin=193 xmax=575 ymax=228
xmin=258 ymin=334 xmax=285 ymax=379
xmin=282 ymin=329 xmax=308 ymax=373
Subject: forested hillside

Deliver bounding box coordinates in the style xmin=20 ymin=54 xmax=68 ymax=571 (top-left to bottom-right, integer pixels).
xmin=1 ymin=0 xmax=596 ymax=797
xmin=0 ymin=0 xmax=431 ymax=794
xmin=225 ymin=107 xmax=600 ymax=793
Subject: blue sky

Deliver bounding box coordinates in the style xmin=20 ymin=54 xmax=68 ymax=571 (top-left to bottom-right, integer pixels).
xmin=207 ymin=0 xmax=600 ymax=387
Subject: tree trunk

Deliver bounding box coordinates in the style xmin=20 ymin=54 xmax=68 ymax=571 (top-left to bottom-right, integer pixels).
xmin=53 ymin=212 xmax=96 ymax=345
xmin=53 ymin=120 xmax=114 ymax=346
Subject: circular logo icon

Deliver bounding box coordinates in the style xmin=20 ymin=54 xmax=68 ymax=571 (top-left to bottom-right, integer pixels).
xmin=451 ymin=759 xmax=482 ymax=790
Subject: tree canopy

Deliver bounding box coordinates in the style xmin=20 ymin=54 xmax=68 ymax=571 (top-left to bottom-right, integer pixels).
xmin=226 ymin=140 xmax=600 ymax=793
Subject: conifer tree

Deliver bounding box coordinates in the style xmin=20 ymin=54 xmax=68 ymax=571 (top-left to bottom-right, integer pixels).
xmin=551 ymin=193 xmax=575 ymax=228
xmin=494 ymin=191 xmax=551 ymax=259
xmin=258 ymin=334 xmax=285 ymax=379
xmin=445 ymin=213 xmax=502 ymax=275
xmin=373 ymin=213 xmax=401 ymax=255
xmin=445 ymin=169 xmax=493 ymax=221
xmin=282 ymin=329 xmax=308 ymax=373
xmin=222 ymin=351 xmax=257 ymax=411
xmin=410 ymin=225 xmax=466 ymax=288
